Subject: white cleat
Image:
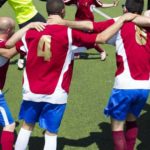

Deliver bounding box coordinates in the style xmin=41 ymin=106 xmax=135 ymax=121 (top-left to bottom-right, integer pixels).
xmin=17 ymin=59 xmax=25 ymax=70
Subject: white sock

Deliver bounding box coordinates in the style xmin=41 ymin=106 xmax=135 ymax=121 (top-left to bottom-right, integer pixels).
xmin=44 ymin=134 xmax=57 ymax=150
xmin=15 ymin=128 xmax=32 ymax=150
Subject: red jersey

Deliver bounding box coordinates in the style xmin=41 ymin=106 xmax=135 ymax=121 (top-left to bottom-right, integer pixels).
xmin=94 ymin=20 xmax=150 ymax=89
xmin=92 ymin=19 xmax=114 ymax=32
xmin=65 ymin=0 xmax=102 ymax=21
xmin=16 ymin=25 xmax=97 ymax=104
xmin=0 ymin=40 xmax=9 ymax=90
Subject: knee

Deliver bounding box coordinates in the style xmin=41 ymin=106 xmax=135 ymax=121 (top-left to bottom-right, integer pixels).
xmin=22 ymin=121 xmax=35 ymax=131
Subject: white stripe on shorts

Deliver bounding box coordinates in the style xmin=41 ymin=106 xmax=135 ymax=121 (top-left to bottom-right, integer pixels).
xmin=0 ymin=106 xmax=9 ymax=126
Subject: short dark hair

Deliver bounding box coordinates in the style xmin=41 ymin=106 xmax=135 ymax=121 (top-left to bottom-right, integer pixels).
xmin=125 ymin=0 xmax=144 ymax=14
xmin=46 ymin=0 xmax=64 ymax=16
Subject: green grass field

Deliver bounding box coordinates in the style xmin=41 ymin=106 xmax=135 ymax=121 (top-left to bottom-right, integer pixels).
xmin=0 ymin=0 xmax=150 ymax=150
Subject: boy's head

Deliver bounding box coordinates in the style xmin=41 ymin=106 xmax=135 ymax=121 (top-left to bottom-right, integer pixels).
xmin=0 ymin=17 xmax=15 ymax=39
xmin=46 ymin=0 xmax=65 ymax=18
xmin=123 ymin=0 xmax=144 ymax=15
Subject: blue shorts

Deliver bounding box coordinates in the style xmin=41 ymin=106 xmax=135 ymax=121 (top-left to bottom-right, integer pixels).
xmin=104 ymin=89 xmax=149 ymax=121
xmin=19 ymin=100 xmax=66 ymax=133
xmin=0 ymin=93 xmax=14 ymax=127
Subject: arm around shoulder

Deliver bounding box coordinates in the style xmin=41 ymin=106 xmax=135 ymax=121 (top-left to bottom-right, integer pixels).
xmin=0 ymin=47 xmax=18 ymax=59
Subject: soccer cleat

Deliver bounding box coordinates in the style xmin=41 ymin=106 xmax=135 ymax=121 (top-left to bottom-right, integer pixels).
xmin=100 ymin=51 xmax=107 ymax=61
xmin=17 ymin=58 xmax=25 ymax=70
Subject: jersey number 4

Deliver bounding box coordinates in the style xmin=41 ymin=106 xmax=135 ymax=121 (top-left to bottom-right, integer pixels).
xmin=37 ymin=35 xmax=51 ymax=61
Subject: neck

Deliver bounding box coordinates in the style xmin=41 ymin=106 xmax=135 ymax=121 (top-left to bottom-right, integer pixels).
xmin=47 ymin=15 xmax=62 ymax=24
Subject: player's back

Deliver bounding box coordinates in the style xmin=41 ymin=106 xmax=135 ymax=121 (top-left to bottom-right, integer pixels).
xmin=20 ymin=25 xmax=73 ymax=95
xmin=114 ymin=22 xmax=150 ymax=89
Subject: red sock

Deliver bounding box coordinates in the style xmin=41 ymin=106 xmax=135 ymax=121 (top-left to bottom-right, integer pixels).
xmin=1 ymin=131 xmax=14 ymax=150
xmin=94 ymin=44 xmax=104 ymax=53
xmin=125 ymin=121 xmax=138 ymax=150
xmin=112 ymin=131 xmax=127 ymax=150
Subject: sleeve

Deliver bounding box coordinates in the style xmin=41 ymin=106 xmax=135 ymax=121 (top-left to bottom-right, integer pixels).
xmin=15 ymin=40 xmax=27 ymax=56
xmin=93 ymin=19 xmax=115 ymax=33
xmin=64 ymin=0 xmax=77 ymax=5
xmin=0 ymin=41 xmax=6 ymax=48
xmin=72 ymin=29 xmax=97 ymax=51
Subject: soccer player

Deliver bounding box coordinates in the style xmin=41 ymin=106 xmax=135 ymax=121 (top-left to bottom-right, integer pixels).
xmin=6 ymin=0 xmax=46 ymax=70
xmin=64 ymin=0 xmax=119 ymax=60
xmin=0 ymin=0 xmax=137 ymax=149
xmin=49 ymin=0 xmax=150 ymax=149
xmin=0 ymin=16 xmax=15 ymax=150
xmin=0 ymin=17 xmax=45 ymax=150
xmin=99 ymin=0 xmax=150 ymax=149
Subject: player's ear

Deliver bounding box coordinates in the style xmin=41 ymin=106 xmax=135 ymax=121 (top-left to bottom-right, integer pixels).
xmin=61 ymin=8 xmax=65 ymax=18
xmin=122 ymin=5 xmax=128 ymax=14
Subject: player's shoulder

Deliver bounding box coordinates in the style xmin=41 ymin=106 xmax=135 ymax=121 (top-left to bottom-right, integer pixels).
xmin=121 ymin=21 xmax=135 ymax=31
xmin=26 ymin=24 xmax=69 ymax=39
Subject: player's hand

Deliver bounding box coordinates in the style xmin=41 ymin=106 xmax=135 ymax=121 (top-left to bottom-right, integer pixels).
xmin=113 ymin=0 xmax=119 ymax=7
xmin=47 ymin=15 xmax=65 ymax=25
xmin=144 ymin=10 xmax=150 ymax=17
xmin=120 ymin=13 xmax=138 ymax=22
xmin=28 ymin=22 xmax=47 ymax=32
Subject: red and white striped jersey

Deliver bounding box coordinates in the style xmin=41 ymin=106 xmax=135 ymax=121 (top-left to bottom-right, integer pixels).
xmin=16 ymin=25 xmax=97 ymax=104
xmin=0 ymin=40 xmax=9 ymax=90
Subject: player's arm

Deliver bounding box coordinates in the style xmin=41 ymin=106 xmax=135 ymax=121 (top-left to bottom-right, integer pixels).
xmin=48 ymin=13 xmax=137 ymax=33
xmin=6 ymin=22 xmax=46 ymax=48
xmin=48 ymin=15 xmax=93 ymax=31
xmin=0 ymin=47 xmax=18 ymax=59
xmin=132 ymin=15 xmax=150 ymax=27
xmin=64 ymin=0 xmax=76 ymax=5
xmin=64 ymin=20 xmax=93 ymax=31
xmin=96 ymin=13 xmax=137 ymax=43
xmin=96 ymin=0 xmax=119 ymax=8
xmin=64 ymin=0 xmax=71 ymax=3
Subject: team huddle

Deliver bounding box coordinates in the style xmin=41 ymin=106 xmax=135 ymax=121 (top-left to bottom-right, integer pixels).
xmin=0 ymin=0 xmax=150 ymax=150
